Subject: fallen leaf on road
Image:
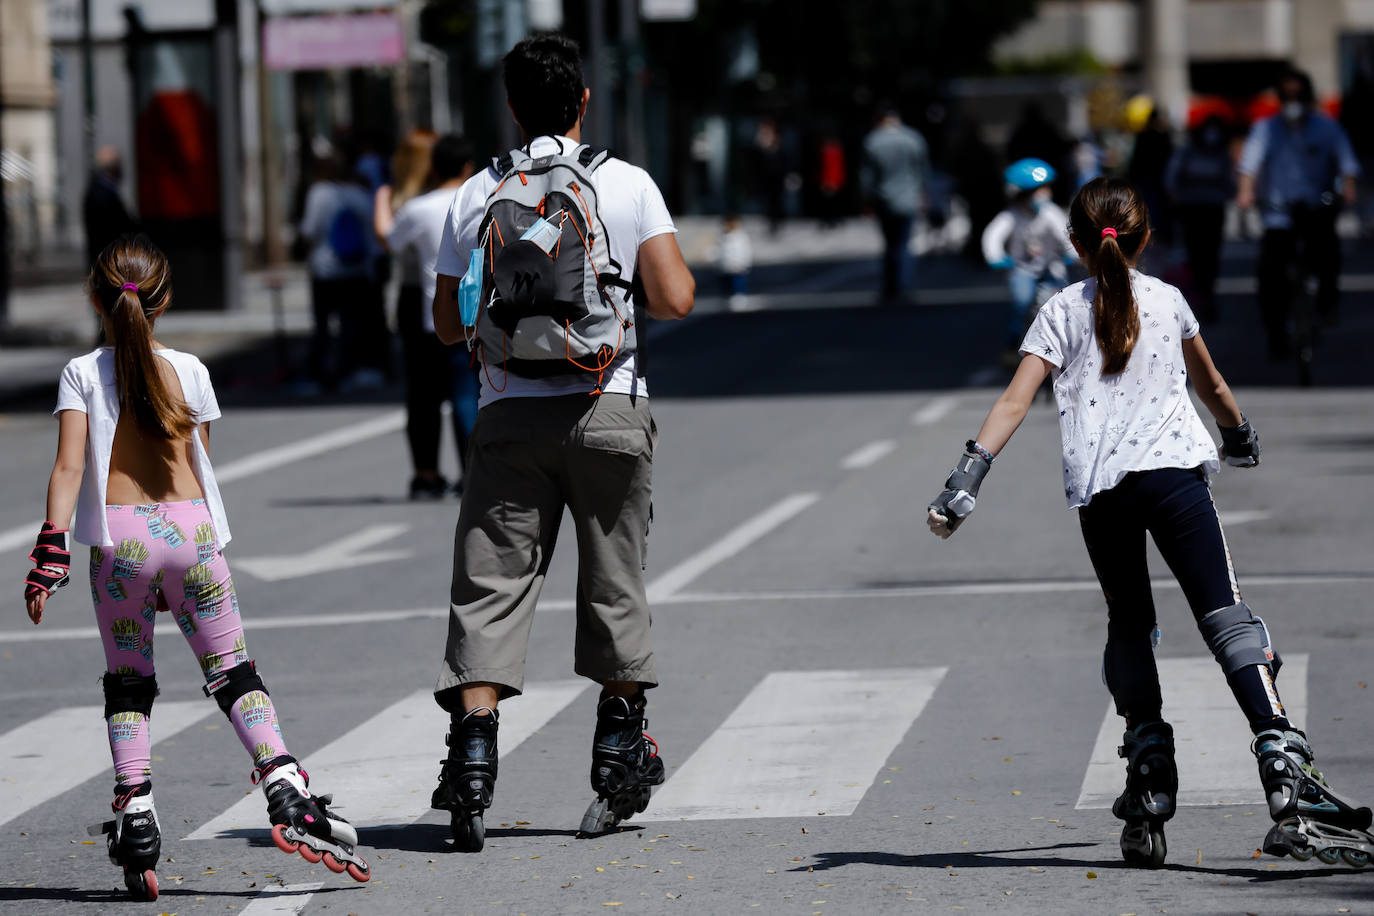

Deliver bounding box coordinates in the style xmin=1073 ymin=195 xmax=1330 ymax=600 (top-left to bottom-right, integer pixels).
xmin=1251 ymin=849 xmax=1263 ymax=859
xmin=1085 ymin=872 xmax=1097 ymax=879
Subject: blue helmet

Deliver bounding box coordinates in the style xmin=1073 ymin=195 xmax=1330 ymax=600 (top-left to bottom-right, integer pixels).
xmin=1004 ymin=158 xmax=1057 ymax=191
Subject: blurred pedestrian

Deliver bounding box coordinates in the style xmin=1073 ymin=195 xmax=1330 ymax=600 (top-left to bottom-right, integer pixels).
xmin=1166 ymin=116 xmax=1234 ymax=321
xmin=1128 ymin=107 xmax=1175 ymax=245
xmin=1006 ymin=102 xmax=1067 ymax=174
xmin=298 ymin=154 xmax=381 ymax=391
xmin=427 ymin=34 xmax=695 ymax=849
xmin=1237 ymin=68 xmax=1361 ymax=358
xmin=861 ymin=103 xmax=931 ymax=305
xmin=816 ymin=134 xmax=848 ymax=227
xmin=981 ymin=158 xmax=1074 ymax=363
xmin=949 ymin=119 xmax=1004 ymax=264
xmin=715 ymin=213 xmax=752 ymax=307
xmin=82 ymin=146 xmax=138 ymax=270
xmin=377 ymin=134 xmax=479 ymax=500
xmin=753 ymin=118 xmax=787 ymax=234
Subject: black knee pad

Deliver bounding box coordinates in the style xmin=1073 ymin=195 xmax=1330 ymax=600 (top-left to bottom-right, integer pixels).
xmin=203 ymin=661 xmax=269 ymax=717
xmin=102 ymin=672 xmax=158 ymax=720
xmin=1198 ymin=601 xmax=1281 ymax=676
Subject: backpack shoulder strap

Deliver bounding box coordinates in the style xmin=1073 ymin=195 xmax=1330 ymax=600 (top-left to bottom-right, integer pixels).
xmin=492 ymin=153 xmax=513 ymax=176
xmin=575 ymin=145 xmax=612 ymax=172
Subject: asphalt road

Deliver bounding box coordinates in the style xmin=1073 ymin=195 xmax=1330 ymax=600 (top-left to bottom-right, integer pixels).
xmin=2 ymin=247 xmax=1373 ymax=915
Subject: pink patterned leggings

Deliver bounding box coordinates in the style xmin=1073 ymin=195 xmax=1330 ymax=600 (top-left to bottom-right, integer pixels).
xmin=92 ymin=500 xmax=289 ymax=787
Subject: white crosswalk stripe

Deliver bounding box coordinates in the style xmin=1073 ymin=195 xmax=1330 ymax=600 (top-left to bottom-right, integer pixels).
xmin=1076 ymin=654 xmax=1309 ymax=809
xmin=237 ymin=883 xmax=324 ymax=915
xmin=185 ymin=680 xmax=589 ymax=840
xmin=646 ymin=667 xmax=946 ymax=821
xmin=0 ymin=701 xmax=216 ymax=828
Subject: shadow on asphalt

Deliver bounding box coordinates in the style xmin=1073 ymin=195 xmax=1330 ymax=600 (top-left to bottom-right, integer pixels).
xmin=357 ymin=822 xmax=582 ymax=854
xmin=0 ymin=883 xmax=349 ymax=903
xmin=794 ymin=844 xmax=1370 ymax=883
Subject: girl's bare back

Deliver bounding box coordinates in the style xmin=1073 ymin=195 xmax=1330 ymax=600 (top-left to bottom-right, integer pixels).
xmin=105 ymin=348 xmax=206 ymax=505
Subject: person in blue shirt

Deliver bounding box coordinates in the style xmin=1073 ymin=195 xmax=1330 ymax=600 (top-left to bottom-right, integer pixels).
xmin=1237 ymin=68 xmax=1360 ymax=358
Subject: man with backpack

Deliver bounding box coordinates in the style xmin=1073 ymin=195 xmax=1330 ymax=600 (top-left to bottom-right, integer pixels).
xmin=427 ymin=33 xmax=695 ymax=850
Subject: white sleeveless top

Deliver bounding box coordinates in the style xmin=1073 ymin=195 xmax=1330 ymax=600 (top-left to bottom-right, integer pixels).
xmin=54 ymin=347 xmax=231 ymax=548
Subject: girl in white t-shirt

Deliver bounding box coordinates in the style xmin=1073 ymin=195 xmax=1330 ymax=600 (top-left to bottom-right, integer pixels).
xmin=21 ymin=237 xmax=369 ymax=899
xmin=925 ymin=178 xmax=1371 ymax=869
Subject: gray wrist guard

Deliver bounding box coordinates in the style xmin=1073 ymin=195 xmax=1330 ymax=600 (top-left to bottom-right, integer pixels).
xmin=1218 ymin=416 xmax=1260 ymax=468
xmin=928 ymin=440 xmax=993 ymax=533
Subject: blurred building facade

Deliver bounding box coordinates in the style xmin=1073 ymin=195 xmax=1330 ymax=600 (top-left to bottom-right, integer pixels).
xmin=1 ymin=0 xmax=59 ymax=261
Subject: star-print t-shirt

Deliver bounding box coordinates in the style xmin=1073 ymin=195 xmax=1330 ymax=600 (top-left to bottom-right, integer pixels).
xmin=1019 ymin=270 xmax=1220 ymax=509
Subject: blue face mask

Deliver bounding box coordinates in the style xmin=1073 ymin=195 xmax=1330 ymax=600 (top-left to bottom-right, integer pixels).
xmin=458 ymin=249 xmax=484 ymax=328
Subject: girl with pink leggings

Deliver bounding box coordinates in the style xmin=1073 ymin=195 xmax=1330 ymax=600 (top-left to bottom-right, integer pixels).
xmin=22 ymin=237 xmax=369 ymax=900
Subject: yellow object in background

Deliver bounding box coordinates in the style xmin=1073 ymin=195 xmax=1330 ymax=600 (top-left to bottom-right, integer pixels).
xmin=1123 ymin=94 xmax=1155 ymax=132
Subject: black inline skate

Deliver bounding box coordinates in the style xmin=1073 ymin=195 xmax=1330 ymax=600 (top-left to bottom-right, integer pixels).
xmin=579 ymin=692 xmax=665 ymax=836
xmin=432 ymin=708 xmax=498 ymax=852
xmin=89 ymin=782 xmax=161 ymax=901
xmin=254 ymin=755 xmax=370 ymax=882
xmin=1112 ymin=720 xmax=1177 ymax=868
xmin=1253 ymin=728 xmax=1373 ymax=868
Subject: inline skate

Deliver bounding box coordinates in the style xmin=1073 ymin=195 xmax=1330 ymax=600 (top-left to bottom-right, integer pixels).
xmin=254 ymin=755 xmax=370 ymax=881
xmin=1112 ymin=720 xmax=1177 ymax=868
xmin=431 ymin=708 xmax=498 ymax=852
xmin=1253 ymin=728 xmax=1373 ymax=868
xmin=579 ymin=692 xmax=665 ymax=836
xmin=89 ymin=782 xmax=160 ymax=901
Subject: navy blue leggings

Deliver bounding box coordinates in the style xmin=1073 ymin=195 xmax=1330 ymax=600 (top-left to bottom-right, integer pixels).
xmin=1079 ymin=467 xmax=1289 ymax=732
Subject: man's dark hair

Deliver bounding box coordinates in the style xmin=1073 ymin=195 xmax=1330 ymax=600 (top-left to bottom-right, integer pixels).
xmin=1279 ymin=67 xmax=1315 ymax=104
xmin=503 ymin=33 xmax=585 ymax=139
xmin=431 ymin=134 xmax=475 ymax=182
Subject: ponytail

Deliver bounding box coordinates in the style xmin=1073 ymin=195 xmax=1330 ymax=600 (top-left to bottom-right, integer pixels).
xmin=1067 ymin=178 xmax=1151 ymax=376
xmin=89 ymin=237 xmax=195 ymax=440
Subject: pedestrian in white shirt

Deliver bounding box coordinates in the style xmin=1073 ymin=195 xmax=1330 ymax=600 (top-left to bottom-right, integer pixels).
xmin=925 ymin=177 xmax=1373 ymax=870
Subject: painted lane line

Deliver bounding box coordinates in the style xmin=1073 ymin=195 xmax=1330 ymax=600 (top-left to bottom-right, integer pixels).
xmin=647 ymin=667 xmax=946 ymax=821
xmin=840 ymin=440 xmax=897 ymax=470
xmin=0 ymin=702 xmax=216 ymax=828
xmin=215 ymin=410 xmax=405 ymax=484
xmin=645 ymin=492 xmax=821 ymax=602
xmin=1219 ymin=510 xmax=1270 ymax=526
xmin=5 ymin=573 xmax=1370 ymax=644
xmin=237 ymin=883 xmax=325 ymax=916
xmin=911 ymin=395 xmax=959 ymax=426
xmin=1077 ymin=654 xmax=1308 ymax=809
xmin=187 ymin=680 xmax=588 ymax=839
xmin=0 ymin=409 xmax=406 ymax=555
xmin=235 ymin=523 xmax=411 ymax=582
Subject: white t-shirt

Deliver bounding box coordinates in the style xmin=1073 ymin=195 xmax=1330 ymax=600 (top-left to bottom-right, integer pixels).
xmin=434 ymin=135 xmax=678 ymax=407
xmin=389 ymin=186 xmax=461 ymax=333
xmin=1019 ymin=271 xmax=1220 ymax=509
xmin=55 ymin=348 xmax=231 ymax=548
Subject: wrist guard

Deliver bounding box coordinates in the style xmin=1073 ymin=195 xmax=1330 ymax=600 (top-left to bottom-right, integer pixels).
xmin=1218 ymin=417 xmax=1260 ymax=468
xmin=25 ymin=522 xmax=71 ymax=599
xmin=928 ymin=441 xmax=993 ymax=534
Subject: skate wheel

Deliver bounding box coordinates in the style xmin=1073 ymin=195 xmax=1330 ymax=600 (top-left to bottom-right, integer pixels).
xmin=1341 ymin=849 xmax=1369 ymax=868
xmin=347 ymin=860 xmax=371 ymax=882
xmin=450 ymin=812 xmax=485 ymax=852
xmin=579 ymin=797 xmax=619 ymax=837
xmin=321 ymin=851 xmax=347 ymax=874
xmin=1317 ymin=847 xmax=1342 ymax=865
xmin=298 ymin=844 xmax=324 ymax=864
xmin=1147 ymin=828 xmax=1167 ymax=868
xmin=124 ymin=868 xmax=158 ymax=901
xmin=1289 ymin=844 xmax=1315 ymax=861
xmin=271 ymin=823 xmax=299 ymax=854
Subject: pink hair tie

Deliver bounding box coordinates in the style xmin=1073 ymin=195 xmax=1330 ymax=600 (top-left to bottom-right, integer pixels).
xmin=1100 ymin=227 xmax=1118 ymax=239
xmin=121 ymin=282 xmax=139 ymax=292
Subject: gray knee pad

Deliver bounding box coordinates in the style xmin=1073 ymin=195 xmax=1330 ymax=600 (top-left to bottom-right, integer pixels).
xmin=202 ymin=661 xmax=268 ymax=718
xmin=1198 ymin=602 xmax=1282 ymax=676
xmin=103 ymin=672 xmax=158 ymax=720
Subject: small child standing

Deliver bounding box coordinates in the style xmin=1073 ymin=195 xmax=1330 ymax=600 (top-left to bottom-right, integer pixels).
xmin=22 ymin=236 xmax=370 ymax=900
xmin=716 ymin=214 xmax=753 ymax=308
xmin=981 ymin=158 xmax=1076 ymax=364
xmin=927 ymin=178 xmax=1372 ymax=869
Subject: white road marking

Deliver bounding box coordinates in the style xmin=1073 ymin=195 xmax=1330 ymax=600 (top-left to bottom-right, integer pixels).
xmin=839 ymin=439 xmax=897 ymax=470
xmin=645 ymin=492 xmax=821 ymax=602
xmin=237 ymin=883 xmax=325 ymax=915
xmin=234 ymin=524 xmax=411 ymax=582
xmin=187 ymin=680 xmax=589 ymax=839
xmin=0 ymin=702 xmax=215 ymax=827
xmin=1076 ymin=654 xmax=1309 ymax=809
xmin=1219 ymin=510 xmax=1270 ymax=526
xmin=911 ymin=395 xmax=959 ymax=426
xmin=215 ymin=410 xmax=405 ymax=484
xmin=0 ymin=409 xmax=406 ymax=556
xmin=647 ymin=667 xmax=946 ymax=821
xmin=5 ymin=573 xmax=1367 ymax=644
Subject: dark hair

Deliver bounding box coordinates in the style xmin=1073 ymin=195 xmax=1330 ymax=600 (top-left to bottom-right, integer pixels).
xmin=503 ymin=33 xmax=585 ymax=139
xmin=1278 ymin=67 xmax=1315 ymax=104
xmin=1068 ymin=178 xmax=1151 ymax=376
xmin=88 ymin=235 xmax=195 ymax=440
xmin=431 ymin=134 xmax=475 ymax=183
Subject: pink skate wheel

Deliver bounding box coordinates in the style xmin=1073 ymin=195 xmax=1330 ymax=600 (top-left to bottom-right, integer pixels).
xmin=271 ymin=823 xmax=299 ymax=854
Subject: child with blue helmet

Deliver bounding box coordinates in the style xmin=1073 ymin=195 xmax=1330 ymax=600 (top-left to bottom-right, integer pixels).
xmin=982 ymin=158 xmax=1077 ymax=364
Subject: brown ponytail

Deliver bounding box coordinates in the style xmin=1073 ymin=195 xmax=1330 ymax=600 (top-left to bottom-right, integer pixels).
xmin=88 ymin=236 xmax=195 ymax=440
xmin=1068 ymin=178 xmax=1150 ymax=375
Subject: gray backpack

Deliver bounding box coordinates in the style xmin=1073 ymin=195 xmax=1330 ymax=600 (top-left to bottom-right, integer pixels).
xmin=475 ymin=140 xmax=634 ymax=390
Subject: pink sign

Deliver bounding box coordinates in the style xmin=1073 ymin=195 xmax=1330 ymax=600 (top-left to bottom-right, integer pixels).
xmin=263 ymin=13 xmax=404 ymax=71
